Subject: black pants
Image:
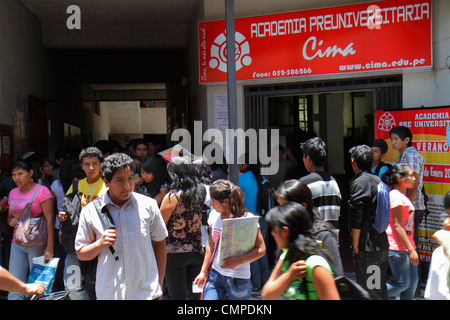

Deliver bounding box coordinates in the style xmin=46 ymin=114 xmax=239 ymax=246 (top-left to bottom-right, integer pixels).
xmin=165 ymin=252 xmax=204 ymax=300
xmin=354 ymin=249 xmax=389 ymax=300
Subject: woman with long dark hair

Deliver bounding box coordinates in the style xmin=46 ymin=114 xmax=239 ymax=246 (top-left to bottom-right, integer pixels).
xmin=262 ymin=202 xmax=339 ymax=300
xmin=386 ymin=163 xmax=419 ymax=300
xmin=135 ymin=156 xmax=169 ymax=206
xmin=194 ymin=179 xmax=266 ymax=300
xmin=275 ymin=179 xmax=344 ymax=276
xmin=159 ymin=156 xmax=205 ymax=299
xmin=6 ymin=160 xmax=54 ymax=300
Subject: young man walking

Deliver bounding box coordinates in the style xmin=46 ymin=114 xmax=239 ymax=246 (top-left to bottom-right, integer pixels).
xmin=59 ymin=146 xmax=108 ymax=300
xmin=300 ymin=137 xmax=342 ymax=230
xmin=75 ymin=153 xmax=167 ymax=300
xmin=348 ymin=145 xmax=389 ymax=300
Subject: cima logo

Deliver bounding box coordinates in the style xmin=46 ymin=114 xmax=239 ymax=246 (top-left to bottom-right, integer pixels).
xmin=209 ymin=31 xmax=252 ymax=73
xmin=378 ymin=112 xmax=396 ymax=131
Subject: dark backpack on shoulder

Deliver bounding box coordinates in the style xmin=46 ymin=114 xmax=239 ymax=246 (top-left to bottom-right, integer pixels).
xmin=257 ymin=177 xmax=275 ymax=217
xmin=59 ymin=181 xmax=82 ymax=254
xmin=374 ymin=162 xmax=393 ymax=185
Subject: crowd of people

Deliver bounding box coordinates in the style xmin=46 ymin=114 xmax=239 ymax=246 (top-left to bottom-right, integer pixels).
xmin=0 ymin=126 xmax=449 ymax=300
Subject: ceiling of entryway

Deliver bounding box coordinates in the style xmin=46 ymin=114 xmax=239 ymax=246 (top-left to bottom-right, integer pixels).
xmin=19 ymin=0 xmax=201 ymax=49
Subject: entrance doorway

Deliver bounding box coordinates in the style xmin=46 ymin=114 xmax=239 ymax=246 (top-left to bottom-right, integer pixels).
xmin=267 ymin=90 xmax=375 ymax=178
xmin=244 ymin=75 xmax=402 ymax=272
xmin=245 ymin=75 xmax=402 ymax=178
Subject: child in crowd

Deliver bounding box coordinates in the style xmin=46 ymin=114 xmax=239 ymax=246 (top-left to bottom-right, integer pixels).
xmin=371 ymin=139 xmax=391 ymax=184
xmin=194 ymin=180 xmax=266 ymax=300
xmin=261 ymin=201 xmax=340 ymax=300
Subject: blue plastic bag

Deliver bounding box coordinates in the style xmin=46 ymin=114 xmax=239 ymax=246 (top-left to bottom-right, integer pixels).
xmin=27 ymin=256 xmax=60 ymax=295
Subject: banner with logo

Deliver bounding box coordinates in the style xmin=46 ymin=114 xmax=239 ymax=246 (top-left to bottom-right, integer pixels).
xmin=375 ymin=107 xmax=450 ymax=262
xmin=199 ymin=0 xmax=432 ymax=84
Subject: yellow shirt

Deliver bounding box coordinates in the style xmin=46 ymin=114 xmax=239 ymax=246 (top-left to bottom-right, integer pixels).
xmin=66 ymin=178 xmax=108 ymax=208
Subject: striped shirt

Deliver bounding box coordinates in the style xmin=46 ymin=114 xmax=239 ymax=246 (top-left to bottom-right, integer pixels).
xmin=75 ymin=191 xmax=168 ymax=300
xmin=300 ymin=172 xmax=342 ymax=223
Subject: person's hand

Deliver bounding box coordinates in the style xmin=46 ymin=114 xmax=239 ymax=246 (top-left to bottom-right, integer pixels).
xmin=23 ymin=283 xmax=46 ymax=297
xmin=58 ymin=211 xmax=68 ymax=222
xmin=44 ymin=246 xmax=54 ymax=261
xmin=409 ymin=249 xmax=419 ymax=266
xmin=100 ymin=229 xmax=117 ymax=249
xmin=194 ymin=272 xmax=206 ymax=286
xmin=287 ymin=260 xmax=307 ymax=281
xmin=7 ymin=217 xmax=18 ymax=228
xmin=221 ymin=257 xmax=240 ymax=269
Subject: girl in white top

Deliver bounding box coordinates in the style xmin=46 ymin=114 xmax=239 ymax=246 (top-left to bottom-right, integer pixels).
xmin=194 ymin=179 xmax=266 ymax=300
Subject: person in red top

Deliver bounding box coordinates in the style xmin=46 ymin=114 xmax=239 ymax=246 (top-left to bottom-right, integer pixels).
xmin=386 ymin=163 xmax=419 ymax=300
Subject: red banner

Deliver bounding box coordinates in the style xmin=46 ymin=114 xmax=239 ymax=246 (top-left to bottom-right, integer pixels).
xmin=199 ymin=0 xmax=432 ymax=84
xmin=375 ymin=107 xmax=450 ymax=262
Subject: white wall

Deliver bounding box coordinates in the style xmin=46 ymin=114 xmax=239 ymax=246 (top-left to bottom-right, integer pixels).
xmin=140 ymin=108 xmax=167 ymax=134
xmin=98 ymin=101 xmax=167 ymax=141
xmin=403 ymin=0 xmax=450 ymax=108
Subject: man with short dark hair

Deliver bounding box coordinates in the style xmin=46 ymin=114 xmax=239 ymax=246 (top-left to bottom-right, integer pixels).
xmin=59 ymin=146 xmax=107 ymax=300
xmin=348 ymin=145 xmax=389 ymax=300
xmin=134 ymin=139 xmax=149 ymax=161
xmin=299 ymin=137 xmax=342 ymax=230
xmin=75 ymin=153 xmax=168 ymax=300
xmin=371 ymin=139 xmax=391 ymax=183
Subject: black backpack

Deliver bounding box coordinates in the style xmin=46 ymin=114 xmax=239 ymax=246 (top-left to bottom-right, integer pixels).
xmin=256 ymin=177 xmax=275 ymax=217
xmin=59 ymin=181 xmax=82 ymax=254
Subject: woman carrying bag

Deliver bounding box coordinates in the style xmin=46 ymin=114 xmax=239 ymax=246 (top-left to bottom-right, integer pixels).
xmin=6 ymin=160 xmax=54 ymax=300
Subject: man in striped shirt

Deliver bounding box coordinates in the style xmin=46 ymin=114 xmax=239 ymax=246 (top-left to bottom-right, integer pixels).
xmin=299 ymin=137 xmax=342 ymax=230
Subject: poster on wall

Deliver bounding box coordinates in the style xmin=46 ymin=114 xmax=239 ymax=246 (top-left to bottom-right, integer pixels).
xmin=375 ymin=107 xmax=450 ymax=262
xmin=199 ymin=0 xmax=432 ymax=84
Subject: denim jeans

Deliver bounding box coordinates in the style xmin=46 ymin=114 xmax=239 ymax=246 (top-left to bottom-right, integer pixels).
xmin=387 ymin=250 xmax=418 ymax=300
xmin=8 ymin=242 xmax=45 ymax=300
xmin=203 ymin=269 xmax=252 ymax=300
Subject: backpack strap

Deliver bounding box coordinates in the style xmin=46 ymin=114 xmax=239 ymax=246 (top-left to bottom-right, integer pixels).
xmin=72 ymin=180 xmax=78 ymax=194
xmin=92 ymin=199 xmax=119 ymax=261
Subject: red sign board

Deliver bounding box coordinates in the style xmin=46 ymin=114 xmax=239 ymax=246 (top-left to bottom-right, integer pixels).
xmin=199 ymin=0 xmax=432 ymax=84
